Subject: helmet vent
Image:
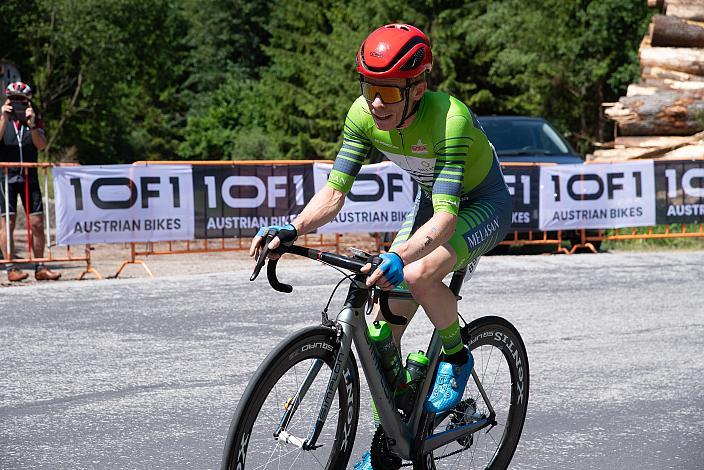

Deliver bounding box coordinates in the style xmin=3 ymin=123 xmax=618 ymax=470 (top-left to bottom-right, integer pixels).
xmin=400 ymin=48 xmax=425 ymax=71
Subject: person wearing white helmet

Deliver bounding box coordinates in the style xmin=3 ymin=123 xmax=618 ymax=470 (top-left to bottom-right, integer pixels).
xmin=0 ymin=81 xmax=60 ymax=281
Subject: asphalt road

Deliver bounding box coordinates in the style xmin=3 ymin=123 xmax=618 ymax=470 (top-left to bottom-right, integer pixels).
xmin=1 ymin=250 xmax=703 ymax=469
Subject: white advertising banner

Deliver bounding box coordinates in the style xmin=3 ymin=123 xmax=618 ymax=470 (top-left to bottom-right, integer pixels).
xmin=53 ymin=165 xmax=195 ymax=244
xmin=539 ymin=161 xmax=656 ymax=230
xmin=313 ymin=161 xmax=415 ymax=233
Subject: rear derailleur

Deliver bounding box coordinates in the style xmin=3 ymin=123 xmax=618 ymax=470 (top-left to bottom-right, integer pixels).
xmin=446 ymin=398 xmax=478 ymax=448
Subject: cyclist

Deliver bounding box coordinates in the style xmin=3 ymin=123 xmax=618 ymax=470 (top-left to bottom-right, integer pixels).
xmin=250 ymin=23 xmax=511 ymax=468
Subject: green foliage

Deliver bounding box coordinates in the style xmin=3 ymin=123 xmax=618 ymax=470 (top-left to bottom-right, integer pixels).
xmin=1 ymin=0 xmax=188 ymax=163
xmin=1 ymin=0 xmax=652 ymax=163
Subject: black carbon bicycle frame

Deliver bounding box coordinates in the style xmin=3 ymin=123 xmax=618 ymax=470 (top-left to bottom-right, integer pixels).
xmin=279 ymin=269 xmax=497 ymax=461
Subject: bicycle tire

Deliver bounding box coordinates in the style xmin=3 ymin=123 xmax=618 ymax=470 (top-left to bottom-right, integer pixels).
xmin=413 ymin=316 xmax=529 ymax=470
xmin=221 ymin=326 xmax=360 ymax=470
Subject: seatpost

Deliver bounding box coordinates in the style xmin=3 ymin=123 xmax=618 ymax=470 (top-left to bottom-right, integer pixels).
xmin=448 ymin=267 xmax=467 ymax=297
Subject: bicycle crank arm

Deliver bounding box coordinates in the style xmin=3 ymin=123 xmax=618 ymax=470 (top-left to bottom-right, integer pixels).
xmin=422 ymin=418 xmax=491 ymax=455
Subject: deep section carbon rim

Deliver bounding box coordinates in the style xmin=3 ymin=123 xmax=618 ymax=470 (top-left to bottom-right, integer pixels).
xmin=419 ymin=317 xmax=529 ymax=470
xmin=222 ymin=332 xmax=358 ymax=470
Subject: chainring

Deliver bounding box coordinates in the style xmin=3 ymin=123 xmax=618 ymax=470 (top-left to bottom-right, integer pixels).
xmin=370 ymin=426 xmax=403 ymax=470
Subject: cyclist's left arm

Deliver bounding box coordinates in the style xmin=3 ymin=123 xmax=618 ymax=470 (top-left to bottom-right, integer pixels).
xmin=391 ymin=212 xmax=457 ymax=266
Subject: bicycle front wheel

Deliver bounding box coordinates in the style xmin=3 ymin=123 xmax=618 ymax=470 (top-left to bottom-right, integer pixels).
xmin=221 ymin=326 xmax=360 ymax=470
xmin=415 ymin=316 xmax=529 ymax=470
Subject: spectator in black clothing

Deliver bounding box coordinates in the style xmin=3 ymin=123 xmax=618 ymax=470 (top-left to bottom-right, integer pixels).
xmin=0 ymin=81 xmax=60 ymax=282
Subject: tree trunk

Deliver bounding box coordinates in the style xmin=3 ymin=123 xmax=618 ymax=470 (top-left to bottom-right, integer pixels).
xmin=648 ymin=0 xmax=665 ymax=11
xmin=665 ymin=0 xmax=704 ymax=21
xmin=627 ymin=84 xmax=660 ymax=96
xmin=605 ymin=90 xmax=704 ymax=136
xmin=632 ymin=80 xmax=704 ymax=94
xmin=651 ymin=15 xmax=704 ymax=47
xmin=642 ymin=66 xmax=704 ymax=82
xmin=640 ymin=46 xmax=704 ymax=76
xmin=614 ymin=135 xmax=693 ymax=147
xmin=591 ymin=148 xmax=655 ymax=161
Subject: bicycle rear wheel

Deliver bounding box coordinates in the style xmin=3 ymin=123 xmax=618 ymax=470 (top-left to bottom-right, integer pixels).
xmin=221 ymin=326 xmax=360 ymax=470
xmin=414 ymin=316 xmax=529 ymax=470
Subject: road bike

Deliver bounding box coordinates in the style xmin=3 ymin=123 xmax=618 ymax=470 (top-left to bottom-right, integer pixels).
xmin=222 ymin=233 xmax=529 ymax=469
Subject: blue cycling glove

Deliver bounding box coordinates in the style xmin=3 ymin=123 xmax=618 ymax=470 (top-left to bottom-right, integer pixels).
xmin=256 ymin=224 xmax=298 ymax=253
xmin=378 ymin=252 xmax=405 ymax=287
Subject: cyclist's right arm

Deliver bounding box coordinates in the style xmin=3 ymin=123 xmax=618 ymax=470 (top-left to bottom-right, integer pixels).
xmin=249 ymin=185 xmax=346 ymax=259
xmin=296 ymin=99 xmax=373 ymax=234
xmin=291 ymin=185 xmax=346 ymax=235
xmin=250 ymin=99 xmax=372 ymax=258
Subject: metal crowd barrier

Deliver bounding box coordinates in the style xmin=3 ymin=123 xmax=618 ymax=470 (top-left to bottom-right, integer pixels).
xmin=376 ymin=226 xmax=704 ymax=255
xmin=2 ymin=161 xmax=704 ymax=283
xmin=0 ymin=162 xmax=100 ymax=280
xmin=573 ymin=224 xmax=704 ymax=254
xmin=113 ymin=233 xmax=342 ymax=278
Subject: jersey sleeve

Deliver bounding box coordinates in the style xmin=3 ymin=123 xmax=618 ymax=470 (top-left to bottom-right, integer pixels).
xmin=326 ymin=99 xmax=373 ymax=193
xmin=431 ymin=115 xmax=473 ymax=216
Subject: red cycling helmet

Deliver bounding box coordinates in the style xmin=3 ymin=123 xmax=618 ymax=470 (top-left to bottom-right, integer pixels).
xmin=357 ymin=24 xmax=432 ymax=79
xmin=5 ymin=81 xmax=32 ymax=100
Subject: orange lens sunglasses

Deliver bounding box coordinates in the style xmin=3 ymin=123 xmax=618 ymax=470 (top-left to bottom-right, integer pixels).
xmin=360 ymin=82 xmax=405 ymax=104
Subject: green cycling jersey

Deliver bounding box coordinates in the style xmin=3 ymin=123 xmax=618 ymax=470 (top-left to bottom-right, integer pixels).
xmin=327 ymin=91 xmax=503 ymax=216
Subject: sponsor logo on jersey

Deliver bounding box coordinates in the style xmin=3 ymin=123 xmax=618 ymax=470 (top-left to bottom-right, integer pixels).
xmin=373 ymin=138 xmax=400 ymax=150
xmin=411 ymin=139 xmax=428 ymax=154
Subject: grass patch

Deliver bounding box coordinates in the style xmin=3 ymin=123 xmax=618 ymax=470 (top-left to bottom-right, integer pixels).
xmin=601 ymin=224 xmax=704 ymax=251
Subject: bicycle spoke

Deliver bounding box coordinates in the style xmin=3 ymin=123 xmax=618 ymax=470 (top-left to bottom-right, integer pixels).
xmin=426 ymin=322 xmax=527 ymax=470
xmin=224 ymin=330 xmax=358 ymax=470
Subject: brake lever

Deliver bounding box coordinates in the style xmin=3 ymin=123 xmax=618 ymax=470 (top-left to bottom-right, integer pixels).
xmin=365 ymin=255 xmax=409 ymax=326
xmin=365 ymin=256 xmax=382 ymax=316
xmin=250 ymin=229 xmax=277 ymax=281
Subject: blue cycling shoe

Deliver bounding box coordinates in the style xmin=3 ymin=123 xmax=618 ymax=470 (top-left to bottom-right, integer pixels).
xmin=424 ymin=350 xmax=474 ymax=413
xmin=353 ymin=450 xmax=372 ymax=470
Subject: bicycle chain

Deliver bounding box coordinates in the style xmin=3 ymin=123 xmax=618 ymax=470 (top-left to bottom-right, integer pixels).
xmin=372 ymin=424 xmax=473 ymax=468
xmin=395 ymin=447 xmax=471 ymax=467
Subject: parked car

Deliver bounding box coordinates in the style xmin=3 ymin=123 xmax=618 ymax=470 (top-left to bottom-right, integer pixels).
xmin=477 ymin=115 xmax=599 ymax=251
xmin=376 ymin=115 xmax=597 ymax=253
xmin=477 ymin=115 xmax=583 ymax=164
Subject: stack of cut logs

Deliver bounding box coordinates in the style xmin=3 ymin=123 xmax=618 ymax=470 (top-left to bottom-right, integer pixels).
xmin=594 ymin=0 xmax=704 ymax=161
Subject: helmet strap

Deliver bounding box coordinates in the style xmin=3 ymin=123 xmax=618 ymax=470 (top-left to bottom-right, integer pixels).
xmin=396 ymin=79 xmax=422 ymax=129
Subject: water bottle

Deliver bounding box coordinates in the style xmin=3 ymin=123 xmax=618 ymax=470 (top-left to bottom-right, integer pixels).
xmin=368 ymin=321 xmax=404 ymax=390
xmin=399 ymin=350 xmax=429 ymax=414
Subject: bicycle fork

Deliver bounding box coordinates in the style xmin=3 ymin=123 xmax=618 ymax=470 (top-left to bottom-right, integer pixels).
xmin=273 ymin=323 xmax=352 ymax=451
